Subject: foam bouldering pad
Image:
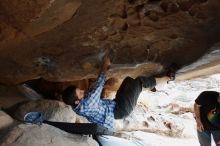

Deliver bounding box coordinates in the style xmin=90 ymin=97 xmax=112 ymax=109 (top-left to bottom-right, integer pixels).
xmin=44 ymin=121 xmax=114 ymax=135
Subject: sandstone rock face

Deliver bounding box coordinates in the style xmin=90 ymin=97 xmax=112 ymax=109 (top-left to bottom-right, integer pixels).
xmin=0 ymin=124 xmax=98 ymax=146
xmin=0 ymin=111 xmax=14 ymax=130
xmin=75 ymin=114 xmax=90 ymax=123
xmin=0 ymin=85 xmax=30 ymax=109
xmin=1 ymin=0 xmax=220 ymax=84
xmin=177 ymin=42 xmax=220 ymax=80
xmin=0 ymin=111 xmax=16 ymax=141
xmin=11 ymin=100 xmax=76 ymax=123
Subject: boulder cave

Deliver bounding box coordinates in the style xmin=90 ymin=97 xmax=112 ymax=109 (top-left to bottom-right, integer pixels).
xmin=1 ymin=0 xmax=220 ymax=145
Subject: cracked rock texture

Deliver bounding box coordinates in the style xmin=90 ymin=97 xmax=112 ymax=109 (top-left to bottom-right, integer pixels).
xmin=1 ymin=0 xmax=220 ymax=84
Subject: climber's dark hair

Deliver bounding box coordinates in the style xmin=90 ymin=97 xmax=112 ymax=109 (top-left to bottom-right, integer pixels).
xmin=61 ymin=85 xmax=78 ymax=108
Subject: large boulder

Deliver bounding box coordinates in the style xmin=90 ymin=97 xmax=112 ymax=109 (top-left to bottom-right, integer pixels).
xmin=0 ymin=124 xmax=98 ymax=146
xmin=11 ymin=100 xmax=76 ymax=123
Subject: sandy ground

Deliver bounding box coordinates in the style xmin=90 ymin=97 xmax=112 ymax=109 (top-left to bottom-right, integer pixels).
xmin=130 ymin=131 xmax=199 ymax=146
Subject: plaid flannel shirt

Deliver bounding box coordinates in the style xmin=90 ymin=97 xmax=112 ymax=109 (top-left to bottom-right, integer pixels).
xmin=74 ymin=72 xmax=116 ymax=129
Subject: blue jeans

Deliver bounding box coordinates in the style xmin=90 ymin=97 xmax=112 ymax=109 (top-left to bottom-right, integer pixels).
xmin=197 ymin=130 xmax=220 ymax=146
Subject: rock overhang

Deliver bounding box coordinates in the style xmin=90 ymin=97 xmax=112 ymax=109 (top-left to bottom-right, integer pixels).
xmin=0 ymin=0 xmax=220 ymax=85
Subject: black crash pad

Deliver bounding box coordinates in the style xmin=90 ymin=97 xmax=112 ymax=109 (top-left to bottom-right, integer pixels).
xmin=44 ymin=121 xmax=114 ymax=136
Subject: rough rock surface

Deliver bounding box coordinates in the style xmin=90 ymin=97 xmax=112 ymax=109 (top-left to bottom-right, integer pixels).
xmin=177 ymin=42 xmax=220 ymax=80
xmin=0 ymin=124 xmax=98 ymax=146
xmin=0 ymin=111 xmax=16 ymax=142
xmin=10 ymin=100 xmax=76 ymax=123
xmin=0 ymin=85 xmax=30 ymax=109
xmin=0 ymin=111 xmax=14 ymax=130
xmin=1 ymin=0 xmax=220 ymax=84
